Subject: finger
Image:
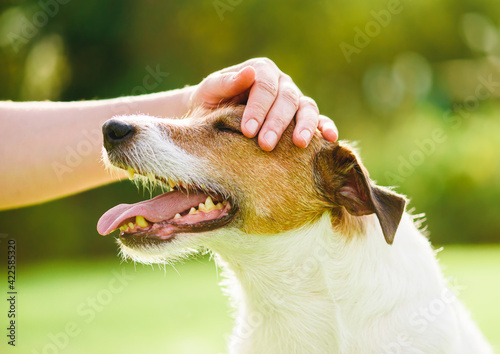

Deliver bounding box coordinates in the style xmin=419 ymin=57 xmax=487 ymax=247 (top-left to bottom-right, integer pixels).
xmin=318 ymin=115 xmax=338 ymax=142
xmin=228 ymin=66 xmax=256 ymax=96
xmin=241 ymin=62 xmax=281 ymax=138
xmin=199 ymin=66 xmax=256 ymax=105
xmin=292 ymin=96 xmax=320 ymax=148
xmin=257 ymin=76 xmax=301 ymax=151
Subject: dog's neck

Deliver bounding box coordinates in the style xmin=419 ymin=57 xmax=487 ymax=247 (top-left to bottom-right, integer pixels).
xmin=208 ymin=212 xmax=445 ymax=353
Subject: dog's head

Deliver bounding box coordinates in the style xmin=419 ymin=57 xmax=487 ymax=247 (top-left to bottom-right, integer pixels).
xmin=97 ymin=105 xmax=406 ymax=263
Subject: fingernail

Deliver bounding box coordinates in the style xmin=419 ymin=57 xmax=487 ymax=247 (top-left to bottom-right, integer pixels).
xmin=264 ymin=131 xmax=278 ymax=147
xmin=245 ymin=119 xmax=259 ymax=135
xmin=300 ymin=130 xmax=311 ymax=145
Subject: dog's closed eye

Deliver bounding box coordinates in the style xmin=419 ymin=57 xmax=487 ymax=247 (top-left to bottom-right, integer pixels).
xmin=213 ymin=119 xmax=244 ymax=135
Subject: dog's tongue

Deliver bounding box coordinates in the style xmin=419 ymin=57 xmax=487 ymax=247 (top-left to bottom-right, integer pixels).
xmin=97 ymin=190 xmax=208 ymax=235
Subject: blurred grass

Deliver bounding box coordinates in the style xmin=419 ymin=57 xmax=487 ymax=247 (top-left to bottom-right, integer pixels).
xmin=437 ymin=245 xmax=500 ymax=351
xmin=1 ymin=245 xmax=498 ymax=353
xmin=12 ymin=256 xmax=233 ymax=354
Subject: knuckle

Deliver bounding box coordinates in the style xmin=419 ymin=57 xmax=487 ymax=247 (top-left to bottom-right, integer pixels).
xmin=253 ymin=59 xmax=268 ymax=68
xmin=205 ymin=72 xmax=219 ymax=81
xmin=299 ymin=116 xmax=318 ymax=128
xmin=281 ymin=73 xmax=293 ymax=82
xmin=267 ymin=115 xmax=290 ymax=130
xmin=318 ymin=117 xmax=330 ymax=127
xmin=255 ymin=79 xmax=279 ymax=96
xmin=297 ymin=118 xmax=319 ymax=131
xmin=249 ymin=100 xmax=270 ymax=118
xmin=257 ymin=57 xmax=274 ymax=65
xmin=321 ymin=120 xmax=336 ymax=131
xmin=280 ymin=87 xmax=300 ymax=108
xmin=319 ymin=114 xmax=332 ymax=123
xmin=262 ymin=57 xmax=275 ymax=66
xmin=299 ymin=96 xmax=319 ymax=113
xmin=201 ymin=73 xmax=221 ymax=88
xmin=253 ymin=57 xmax=276 ymax=69
xmin=211 ymin=74 xmax=225 ymax=88
xmin=300 ymin=95 xmax=318 ymax=107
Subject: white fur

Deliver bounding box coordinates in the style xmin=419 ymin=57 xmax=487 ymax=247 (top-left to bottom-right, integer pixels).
xmin=119 ymin=211 xmax=493 ymax=353
xmin=206 ymin=213 xmax=493 ymax=354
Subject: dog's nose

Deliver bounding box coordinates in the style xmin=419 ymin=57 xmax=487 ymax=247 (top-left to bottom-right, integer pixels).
xmin=102 ymin=119 xmax=135 ymax=146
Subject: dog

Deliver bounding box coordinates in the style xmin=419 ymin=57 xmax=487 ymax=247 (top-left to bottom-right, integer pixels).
xmin=97 ymin=105 xmax=492 ymax=353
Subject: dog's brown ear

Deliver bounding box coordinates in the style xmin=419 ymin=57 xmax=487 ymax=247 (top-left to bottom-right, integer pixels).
xmin=314 ymin=143 xmax=406 ymax=244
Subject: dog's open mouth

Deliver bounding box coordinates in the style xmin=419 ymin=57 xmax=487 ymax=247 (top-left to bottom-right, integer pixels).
xmin=97 ymin=168 xmax=237 ymax=242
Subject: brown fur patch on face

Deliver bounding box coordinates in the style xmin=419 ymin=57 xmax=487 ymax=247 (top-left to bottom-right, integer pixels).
xmin=148 ymin=104 xmax=403 ymax=239
xmin=152 ymin=105 xmax=334 ymax=235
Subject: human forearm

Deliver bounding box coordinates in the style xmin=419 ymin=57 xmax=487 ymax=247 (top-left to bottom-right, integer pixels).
xmin=0 ymin=87 xmax=193 ymax=210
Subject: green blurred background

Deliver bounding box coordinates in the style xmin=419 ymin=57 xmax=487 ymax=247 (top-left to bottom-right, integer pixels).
xmin=0 ymin=0 xmax=499 ymax=352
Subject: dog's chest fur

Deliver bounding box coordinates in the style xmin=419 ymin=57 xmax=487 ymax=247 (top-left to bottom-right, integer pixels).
xmin=208 ymin=213 xmax=492 ymax=354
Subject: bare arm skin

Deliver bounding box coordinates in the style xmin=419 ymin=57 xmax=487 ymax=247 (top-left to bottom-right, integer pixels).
xmin=0 ymin=89 xmax=192 ymax=210
xmin=0 ymin=58 xmax=338 ymax=210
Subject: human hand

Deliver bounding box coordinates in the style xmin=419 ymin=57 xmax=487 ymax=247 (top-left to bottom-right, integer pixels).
xmin=189 ymin=58 xmax=338 ymax=151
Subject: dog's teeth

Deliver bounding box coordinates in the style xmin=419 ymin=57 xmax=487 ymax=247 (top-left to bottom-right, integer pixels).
xmin=189 ymin=207 xmax=199 ymax=215
xmin=174 ymin=213 xmax=182 ymax=219
xmin=198 ymin=202 xmax=207 ymax=212
xmin=215 ymin=202 xmax=223 ymax=210
xmin=205 ymin=196 xmax=215 ymax=210
xmin=147 ymin=173 xmax=156 ymax=183
xmin=119 ymin=225 xmax=127 ymax=232
xmin=128 ymin=222 xmax=134 ymax=229
xmin=168 ymin=179 xmax=176 ymax=189
xmin=127 ymin=167 xmax=135 ymax=180
xmin=136 ymin=216 xmax=148 ymax=228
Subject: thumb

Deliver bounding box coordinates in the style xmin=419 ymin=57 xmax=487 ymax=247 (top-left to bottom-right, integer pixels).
xmin=230 ymin=66 xmax=256 ymax=95
xmin=208 ymin=66 xmax=256 ymax=100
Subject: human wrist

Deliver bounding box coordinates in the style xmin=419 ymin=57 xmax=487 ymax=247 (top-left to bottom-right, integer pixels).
xmin=115 ymin=86 xmax=193 ymax=118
